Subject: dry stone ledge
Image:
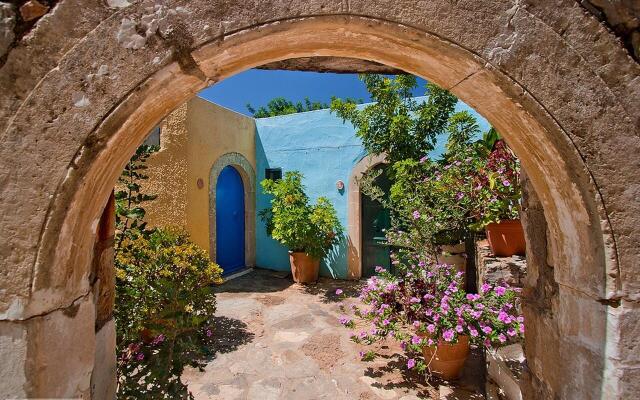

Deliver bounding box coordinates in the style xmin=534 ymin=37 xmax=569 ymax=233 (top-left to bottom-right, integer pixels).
xmin=476 ymin=240 xmax=527 ymax=289
xmin=476 ymin=240 xmax=527 ymax=400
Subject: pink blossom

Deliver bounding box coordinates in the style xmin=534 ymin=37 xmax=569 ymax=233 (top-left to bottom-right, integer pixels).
xmin=482 ymin=326 xmax=493 ymax=334
xmin=427 ymin=324 xmax=436 ymax=333
xmin=382 ymin=319 xmax=390 ymax=326
xmin=136 ymin=353 xmax=144 ymax=361
xmin=507 ymin=328 xmax=517 ymax=337
xmin=412 ymin=210 xmax=421 ymax=220
xmin=442 ymin=329 xmax=455 ymax=342
xmin=502 ymin=180 xmax=511 ymax=187
xmin=411 ymin=335 xmax=422 ymax=345
xmin=481 ymin=283 xmax=491 ymax=293
xmin=455 ymin=325 xmax=464 ymax=333
xmin=206 ymin=329 xmax=213 ymax=337
xmin=494 ymin=286 xmax=507 ymax=296
xmin=498 ymin=333 xmax=507 ymax=343
xmin=335 ymin=289 xmax=343 ymax=295
xmin=407 ymin=358 xmax=416 ymax=369
xmin=469 ymin=328 xmax=479 ymax=337
xmin=498 ymin=311 xmax=510 ymax=323
xmin=151 ymin=334 xmax=165 ymax=345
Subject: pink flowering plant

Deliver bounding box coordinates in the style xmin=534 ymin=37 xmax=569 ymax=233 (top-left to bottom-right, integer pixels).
xmin=469 ymin=139 xmax=521 ymax=230
xmin=340 ymin=252 xmax=524 ymax=373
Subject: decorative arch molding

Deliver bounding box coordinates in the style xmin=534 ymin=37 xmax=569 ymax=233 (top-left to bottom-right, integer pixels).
xmin=347 ymin=154 xmax=387 ymax=279
xmin=0 ymin=4 xmax=638 ymax=398
xmin=208 ymin=152 xmax=256 ymax=267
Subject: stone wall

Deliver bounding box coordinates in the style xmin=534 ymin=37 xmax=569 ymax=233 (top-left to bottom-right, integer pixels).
xmin=143 ymin=103 xmax=188 ymax=230
xmin=519 ymin=172 xmax=561 ymax=399
xmin=476 ymin=240 xmax=527 ymax=289
xmin=0 ymin=1 xmax=638 ymax=398
xmin=476 ymin=237 xmax=527 ymax=400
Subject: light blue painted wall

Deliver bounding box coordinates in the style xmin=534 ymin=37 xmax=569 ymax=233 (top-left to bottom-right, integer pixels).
xmin=254 ymin=97 xmax=490 ymax=279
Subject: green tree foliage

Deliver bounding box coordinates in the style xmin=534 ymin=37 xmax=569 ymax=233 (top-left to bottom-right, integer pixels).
xmin=114 ymin=144 xmax=158 ymax=252
xmin=259 ymin=171 xmax=343 ymax=259
xmin=330 ymin=75 xmax=458 ymax=163
xmin=247 ymin=97 xmax=330 ymax=118
xmin=114 ymin=145 xmax=223 ymax=399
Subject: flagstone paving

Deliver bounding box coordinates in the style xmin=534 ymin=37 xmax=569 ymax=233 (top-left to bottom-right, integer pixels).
xmin=183 ymin=269 xmax=485 ymax=399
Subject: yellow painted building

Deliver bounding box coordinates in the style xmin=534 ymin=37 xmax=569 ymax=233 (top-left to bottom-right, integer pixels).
xmin=143 ymin=97 xmax=257 ymax=267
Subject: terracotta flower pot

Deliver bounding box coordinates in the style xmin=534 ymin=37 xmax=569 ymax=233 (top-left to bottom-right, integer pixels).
xmin=485 ymin=219 xmax=526 ymax=257
xmin=289 ymin=251 xmax=320 ymax=283
xmin=422 ymin=335 xmax=470 ymax=380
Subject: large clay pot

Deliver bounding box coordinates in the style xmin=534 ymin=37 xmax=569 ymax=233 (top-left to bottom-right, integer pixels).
xmin=485 ymin=219 xmax=526 ymax=257
xmin=422 ymin=335 xmax=470 ymax=380
xmin=289 ymin=251 xmax=320 ymax=283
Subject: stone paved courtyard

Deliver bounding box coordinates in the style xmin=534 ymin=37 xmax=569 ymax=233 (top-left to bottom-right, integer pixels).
xmin=182 ymin=269 xmax=485 ymax=399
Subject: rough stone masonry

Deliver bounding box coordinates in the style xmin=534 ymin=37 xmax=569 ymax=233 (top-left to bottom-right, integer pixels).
xmin=0 ymin=1 xmax=638 ymax=399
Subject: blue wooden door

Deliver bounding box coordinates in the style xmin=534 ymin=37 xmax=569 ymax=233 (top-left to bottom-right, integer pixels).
xmin=216 ymin=165 xmax=245 ymax=274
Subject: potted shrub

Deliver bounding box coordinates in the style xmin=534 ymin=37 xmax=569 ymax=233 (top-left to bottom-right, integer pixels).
xmin=340 ymin=246 xmax=524 ymax=380
xmin=260 ymin=171 xmax=342 ymax=283
xmin=470 ymin=140 xmax=525 ymax=256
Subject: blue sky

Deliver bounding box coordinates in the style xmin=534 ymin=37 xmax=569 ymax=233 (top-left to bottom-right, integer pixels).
xmin=197 ymin=69 xmax=491 ymax=159
xmin=198 ymin=69 xmax=428 ymax=116
xmin=197 ymin=69 xmax=491 ymax=137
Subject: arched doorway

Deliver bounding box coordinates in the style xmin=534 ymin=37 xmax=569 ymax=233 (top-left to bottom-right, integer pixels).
xmin=360 ymin=165 xmax=392 ymax=278
xmin=1 ymin=4 xmax=638 ymax=399
xmin=208 ymin=152 xmax=256 ymax=270
xmin=215 ymin=165 xmax=245 ymax=274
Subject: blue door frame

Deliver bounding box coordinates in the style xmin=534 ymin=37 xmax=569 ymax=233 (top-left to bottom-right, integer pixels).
xmin=216 ymin=165 xmax=245 ymax=275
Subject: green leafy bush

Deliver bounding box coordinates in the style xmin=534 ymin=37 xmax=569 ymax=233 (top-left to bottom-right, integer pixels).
xmin=259 ymin=171 xmax=343 ymax=259
xmin=468 ymin=140 xmax=521 ymax=229
xmin=114 ymin=145 xmax=223 ymax=399
xmin=115 ymin=228 xmax=223 ymax=399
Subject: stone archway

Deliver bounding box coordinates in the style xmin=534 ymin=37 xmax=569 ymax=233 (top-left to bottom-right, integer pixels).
xmin=0 ymin=2 xmax=638 ymax=399
xmin=347 ymin=154 xmax=387 ymax=279
xmin=208 ymin=152 xmax=256 ymax=268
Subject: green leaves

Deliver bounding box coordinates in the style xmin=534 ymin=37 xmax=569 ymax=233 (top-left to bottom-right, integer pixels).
xmin=115 ymin=228 xmax=223 ymax=399
xmin=260 ymin=171 xmax=343 ymax=259
xmin=332 ymin=76 xmax=458 ymax=163
xmin=247 ymin=96 xmax=331 ymax=118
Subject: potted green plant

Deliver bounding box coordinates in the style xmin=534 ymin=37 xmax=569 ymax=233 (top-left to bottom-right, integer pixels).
xmin=260 ymin=171 xmax=343 ymax=283
xmin=339 ymin=242 xmax=524 ymax=381
xmin=470 ymin=140 xmax=525 ymax=256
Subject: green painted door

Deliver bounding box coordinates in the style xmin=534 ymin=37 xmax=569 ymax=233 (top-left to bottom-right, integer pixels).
xmin=361 ymin=166 xmax=392 ymax=277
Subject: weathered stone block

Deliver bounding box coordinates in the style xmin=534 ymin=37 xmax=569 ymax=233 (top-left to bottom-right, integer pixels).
xmin=0 ymin=2 xmax=14 ymax=59
xmin=486 ymin=344 xmax=524 ymax=400
xmin=476 ymin=240 xmax=527 ymax=289
xmin=19 ymin=0 xmax=48 ymax=22
xmin=0 ymin=320 xmax=27 ymax=398
xmin=91 ymin=318 xmax=116 ymax=400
